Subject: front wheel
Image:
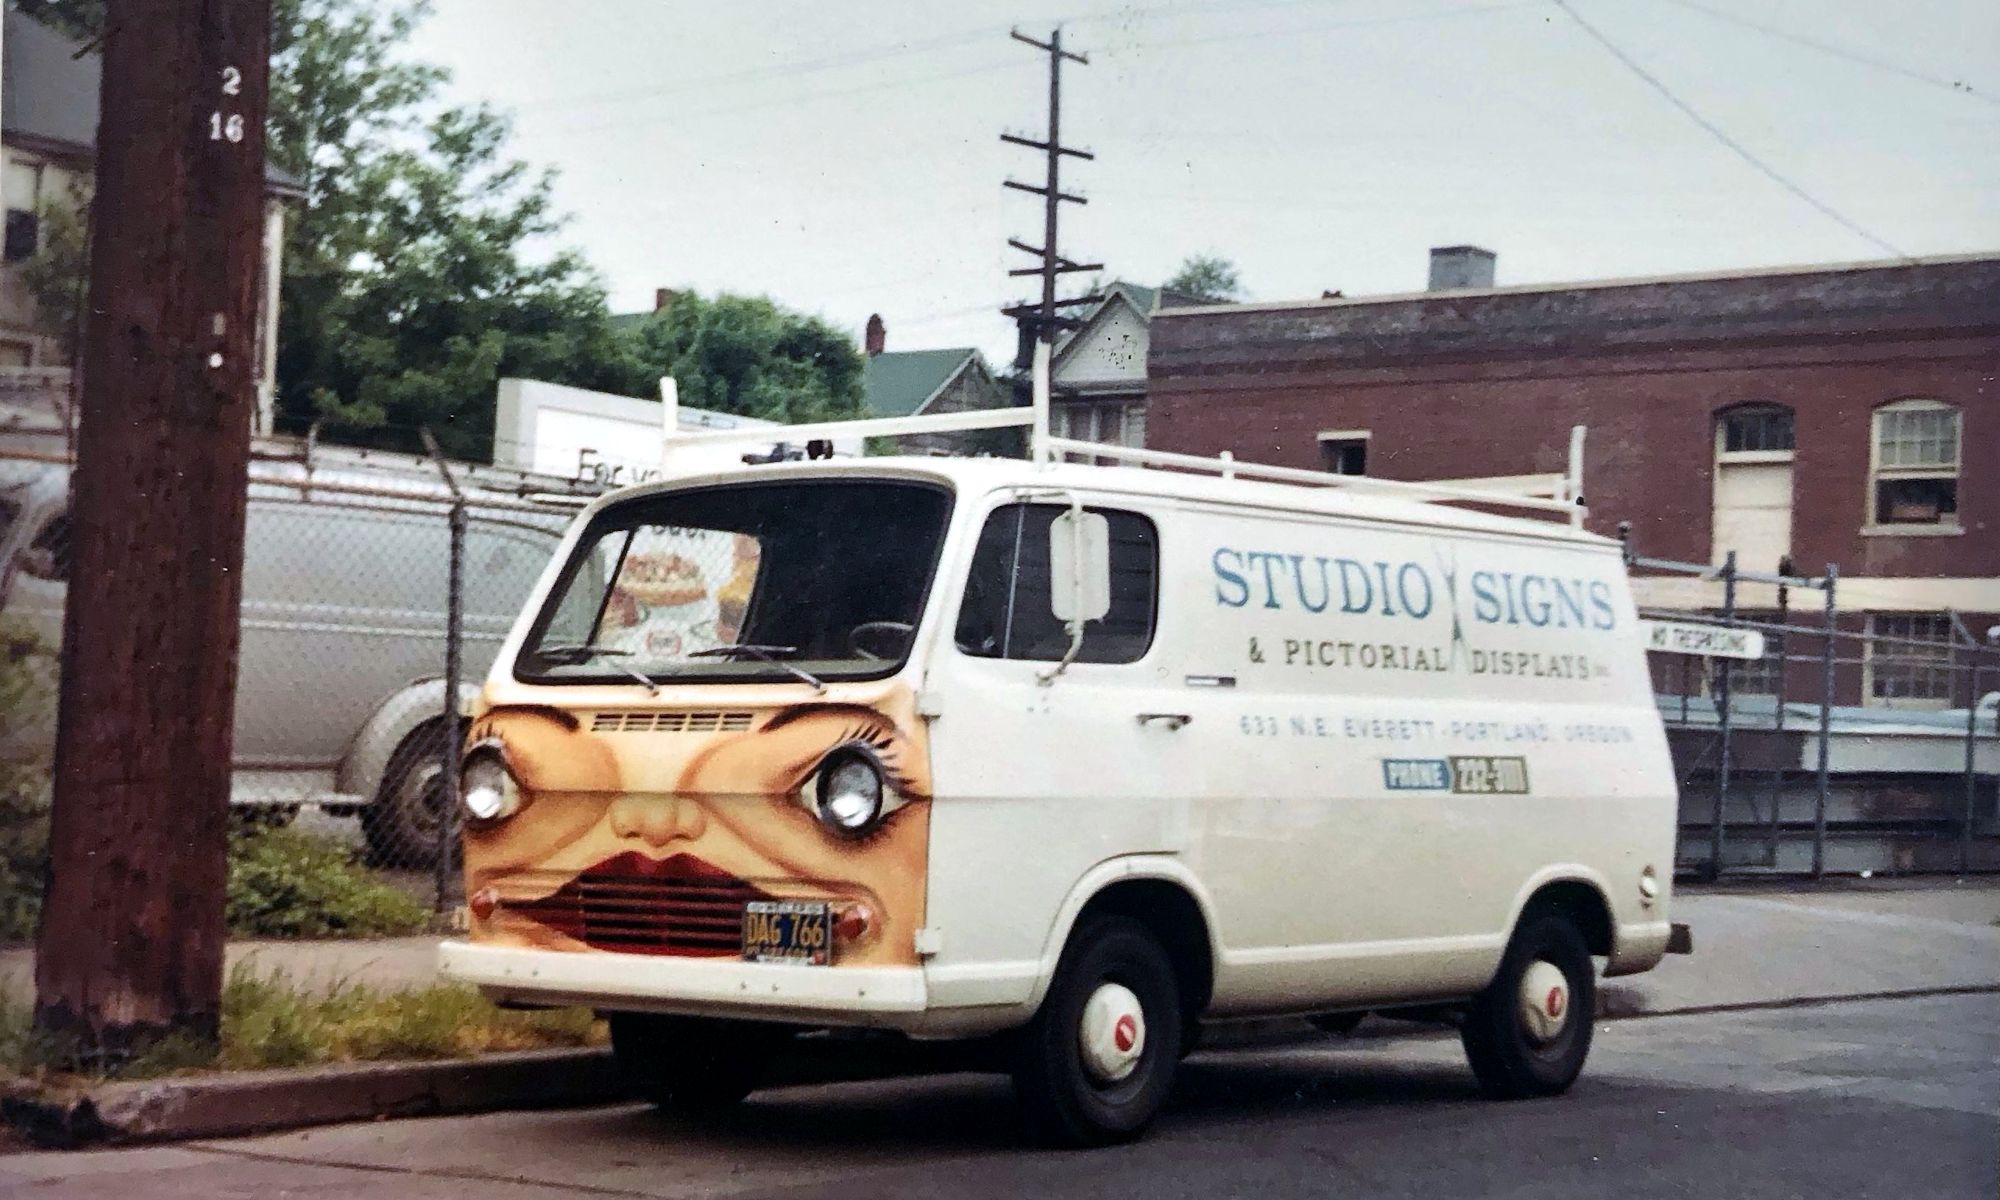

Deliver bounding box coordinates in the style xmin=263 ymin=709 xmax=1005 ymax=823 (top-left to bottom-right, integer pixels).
xmin=1012 ymin=916 xmax=1183 ymax=1147
xmin=610 ymin=1014 xmax=783 ymax=1115
xmin=1460 ymin=911 xmax=1596 ymax=1099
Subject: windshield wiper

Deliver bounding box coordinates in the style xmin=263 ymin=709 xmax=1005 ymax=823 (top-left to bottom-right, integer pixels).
xmin=532 ymin=643 xmax=660 ymax=695
xmin=688 ymin=644 xmax=827 ymax=693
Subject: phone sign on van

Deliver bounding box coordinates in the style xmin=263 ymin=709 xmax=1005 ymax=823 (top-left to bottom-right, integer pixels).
xmin=1380 ymin=756 xmax=1530 ymax=794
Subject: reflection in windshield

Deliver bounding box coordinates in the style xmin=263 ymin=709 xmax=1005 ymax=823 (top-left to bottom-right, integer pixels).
xmin=520 ymin=479 xmax=951 ymax=684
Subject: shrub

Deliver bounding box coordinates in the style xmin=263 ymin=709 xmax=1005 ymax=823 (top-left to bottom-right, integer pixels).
xmin=0 ymin=621 xmax=53 ymax=943
xmin=225 ymin=827 xmax=430 ymax=939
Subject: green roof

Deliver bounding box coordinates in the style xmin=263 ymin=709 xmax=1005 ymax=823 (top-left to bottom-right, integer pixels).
xmin=862 ymin=348 xmax=977 ymax=417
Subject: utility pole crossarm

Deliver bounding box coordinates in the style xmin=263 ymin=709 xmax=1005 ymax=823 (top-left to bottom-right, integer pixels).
xmin=1002 ymin=179 xmax=1087 ymax=204
xmin=1000 ymin=133 xmax=1095 ymax=160
xmin=1008 ymin=262 xmax=1101 ymax=276
xmin=1009 ymin=28 xmax=1088 ymax=63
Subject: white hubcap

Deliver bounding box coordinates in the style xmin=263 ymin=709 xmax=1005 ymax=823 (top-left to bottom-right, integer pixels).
xmin=1079 ymin=982 xmax=1147 ymax=1084
xmin=1518 ymin=960 xmax=1572 ymax=1044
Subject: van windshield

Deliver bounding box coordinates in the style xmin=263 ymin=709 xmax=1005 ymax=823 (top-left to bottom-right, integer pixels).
xmin=518 ymin=479 xmax=952 ymax=685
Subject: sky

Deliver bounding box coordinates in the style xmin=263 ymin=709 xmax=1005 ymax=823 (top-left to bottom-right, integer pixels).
xmin=407 ymin=0 xmax=2000 ymax=366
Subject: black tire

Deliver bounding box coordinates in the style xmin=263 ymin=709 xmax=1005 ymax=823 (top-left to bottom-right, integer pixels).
xmin=610 ymin=1013 xmax=781 ymax=1115
xmin=1309 ymin=1011 xmax=1366 ymax=1036
xmin=361 ymin=722 xmax=456 ymax=869
xmin=1460 ymin=910 xmax=1596 ymax=1099
xmin=1012 ymin=916 xmax=1184 ymax=1148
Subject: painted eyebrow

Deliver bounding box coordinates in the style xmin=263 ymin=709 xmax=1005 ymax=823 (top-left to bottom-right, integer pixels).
xmin=762 ymin=703 xmax=897 ymax=733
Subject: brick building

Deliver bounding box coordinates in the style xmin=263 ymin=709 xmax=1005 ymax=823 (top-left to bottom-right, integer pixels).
xmin=1148 ymin=251 xmax=1999 ymax=711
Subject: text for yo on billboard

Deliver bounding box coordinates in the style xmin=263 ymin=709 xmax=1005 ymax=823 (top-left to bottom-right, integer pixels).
xmin=1213 ymin=546 xmax=1618 ymax=680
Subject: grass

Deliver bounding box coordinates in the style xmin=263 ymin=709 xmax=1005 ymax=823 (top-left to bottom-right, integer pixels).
xmin=0 ymin=965 xmax=605 ymax=1082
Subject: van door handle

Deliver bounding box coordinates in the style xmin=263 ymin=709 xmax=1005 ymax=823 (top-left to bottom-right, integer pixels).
xmin=1137 ymin=712 xmax=1192 ymax=730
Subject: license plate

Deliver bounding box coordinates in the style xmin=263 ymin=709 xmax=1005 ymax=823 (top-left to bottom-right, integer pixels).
xmin=742 ymin=900 xmax=831 ymax=965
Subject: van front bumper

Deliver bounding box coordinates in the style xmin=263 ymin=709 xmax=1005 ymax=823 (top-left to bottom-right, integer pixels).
xmin=438 ymin=940 xmax=930 ymax=1028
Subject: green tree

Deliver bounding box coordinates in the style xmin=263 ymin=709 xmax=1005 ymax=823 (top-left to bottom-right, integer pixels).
xmin=1164 ymin=254 xmax=1244 ymax=302
xmin=621 ymin=292 xmax=864 ymax=425
xmin=19 ymin=181 xmax=92 ymax=361
xmin=270 ymin=0 xmax=637 ymax=459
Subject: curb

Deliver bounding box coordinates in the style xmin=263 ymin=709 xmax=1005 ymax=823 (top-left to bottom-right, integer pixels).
xmin=0 ymin=1046 xmax=627 ymax=1149
xmin=8 ymin=985 xmax=1998 ymax=1149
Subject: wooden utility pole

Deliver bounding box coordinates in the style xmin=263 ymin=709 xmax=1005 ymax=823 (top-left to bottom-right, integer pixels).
xmin=1002 ymin=27 xmax=1099 ymax=457
xmin=34 ymin=0 xmax=271 ymax=1065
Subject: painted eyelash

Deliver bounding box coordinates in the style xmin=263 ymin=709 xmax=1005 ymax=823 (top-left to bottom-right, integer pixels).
xmin=834 ymin=722 xmax=920 ymax=797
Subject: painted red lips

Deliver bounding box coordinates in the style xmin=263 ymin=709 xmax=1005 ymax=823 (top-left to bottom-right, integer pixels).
xmin=506 ymin=852 xmax=771 ymax=956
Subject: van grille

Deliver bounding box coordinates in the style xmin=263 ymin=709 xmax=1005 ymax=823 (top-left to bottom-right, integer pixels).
xmin=502 ymin=868 xmax=761 ymax=957
xmin=590 ymin=710 xmax=755 ymax=734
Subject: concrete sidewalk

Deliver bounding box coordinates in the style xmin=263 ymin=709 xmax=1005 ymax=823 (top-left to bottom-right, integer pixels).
xmin=3 ymin=880 xmax=1996 ymax=1014
xmin=1603 ymin=879 xmax=2000 ymax=1015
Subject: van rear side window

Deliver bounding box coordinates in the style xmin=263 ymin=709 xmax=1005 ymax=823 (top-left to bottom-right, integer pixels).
xmin=955 ymin=503 xmax=1157 ymax=664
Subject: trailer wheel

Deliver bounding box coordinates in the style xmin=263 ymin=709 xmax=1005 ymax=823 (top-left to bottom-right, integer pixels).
xmin=610 ymin=1014 xmax=780 ymax=1115
xmin=1460 ymin=910 xmax=1596 ymax=1098
xmin=361 ymin=721 xmax=455 ymax=869
xmin=1012 ymin=915 xmax=1183 ymax=1147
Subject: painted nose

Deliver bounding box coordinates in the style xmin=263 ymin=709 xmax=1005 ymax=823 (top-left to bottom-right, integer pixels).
xmin=608 ymin=794 xmax=707 ymax=846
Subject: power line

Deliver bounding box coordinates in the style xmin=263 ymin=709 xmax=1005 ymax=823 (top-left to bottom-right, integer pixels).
xmin=1657 ymin=0 xmax=1997 ymax=111
xmin=551 ymin=58 xmax=1033 ymax=137
xmin=1550 ymin=0 xmax=1911 ymax=262
xmin=512 ymin=25 xmax=1012 ymax=115
xmin=1096 ymin=0 xmax=1539 ymax=55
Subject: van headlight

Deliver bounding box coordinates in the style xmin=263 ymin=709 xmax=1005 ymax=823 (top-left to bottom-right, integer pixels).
xmin=813 ymin=747 xmax=885 ymax=838
xmin=460 ymin=747 xmax=523 ymax=824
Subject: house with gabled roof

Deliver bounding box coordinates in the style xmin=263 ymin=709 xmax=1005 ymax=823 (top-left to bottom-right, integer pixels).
xmin=860 ymin=313 xmax=1011 ymax=455
xmin=1046 ymin=281 xmax=1218 ymax=458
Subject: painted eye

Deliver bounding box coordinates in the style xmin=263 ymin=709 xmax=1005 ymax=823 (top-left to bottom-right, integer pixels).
xmin=794 ymin=740 xmax=913 ymax=839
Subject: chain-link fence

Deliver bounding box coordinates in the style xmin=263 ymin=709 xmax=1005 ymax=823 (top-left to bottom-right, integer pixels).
xmin=1 ymin=395 xmax=597 ymax=934
xmin=1624 ymin=538 xmax=1999 ymax=881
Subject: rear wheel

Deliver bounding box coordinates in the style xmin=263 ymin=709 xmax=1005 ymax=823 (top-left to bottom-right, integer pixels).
xmin=361 ymin=721 xmax=454 ymax=869
xmin=1012 ymin=916 xmax=1183 ymax=1147
xmin=1460 ymin=910 xmax=1595 ymax=1098
xmin=610 ymin=1013 xmax=782 ymax=1114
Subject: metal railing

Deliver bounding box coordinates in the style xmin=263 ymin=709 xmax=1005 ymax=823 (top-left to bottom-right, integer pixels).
xmin=1622 ymin=533 xmax=1998 ymax=880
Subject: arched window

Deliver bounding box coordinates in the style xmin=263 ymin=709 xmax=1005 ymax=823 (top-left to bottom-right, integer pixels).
xmin=1870 ymin=400 xmax=1961 ymax=528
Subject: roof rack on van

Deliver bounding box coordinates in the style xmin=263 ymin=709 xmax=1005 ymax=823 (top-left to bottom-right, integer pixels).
xmin=654 ymin=371 xmax=1587 ymax=528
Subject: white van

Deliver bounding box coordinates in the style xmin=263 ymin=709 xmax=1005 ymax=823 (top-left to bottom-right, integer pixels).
xmin=0 ymin=437 xmax=581 ymax=865
xmin=439 ymin=444 xmax=1678 ymax=1145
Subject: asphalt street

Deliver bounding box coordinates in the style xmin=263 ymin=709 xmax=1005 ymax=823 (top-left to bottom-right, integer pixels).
xmin=5 ymin=991 xmax=1994 ymax=1199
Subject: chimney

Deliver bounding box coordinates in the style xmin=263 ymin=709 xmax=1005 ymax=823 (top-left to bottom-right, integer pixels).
xmin=654 ymin=287 xmax=678 ymax=311
xmin=1427 ymin=245 xmax=1496 ymax=292
xmin=865 ymin=313 xmax=886 ymax=356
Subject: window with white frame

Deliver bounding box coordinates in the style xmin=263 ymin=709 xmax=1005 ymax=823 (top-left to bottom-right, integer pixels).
xmin=1317 ymin=430 xmax=1370 ymax=475
xmin=1866 ymin=613 xmax=1955 ymax=705
xmin=1711 ymin=404 xmax=1795 ymax=571
xmin=1870 ymin=400 xmax=1960 ymax=527
xmin=2 ymin=157 xmax=44 ymax=264
xmin=1053 ymin=398 xmax=1145 ymax=461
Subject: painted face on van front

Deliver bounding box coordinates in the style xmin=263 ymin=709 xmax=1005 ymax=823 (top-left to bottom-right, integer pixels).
xmin=462 ymin=698 xmax=931 ymax=967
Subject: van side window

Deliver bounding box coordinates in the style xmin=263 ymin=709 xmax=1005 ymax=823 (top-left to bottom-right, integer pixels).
xmin=955 ymin=503 xmax=1157 ymax=664
xmin=22 ymin=514 xmax=70 ymax=580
